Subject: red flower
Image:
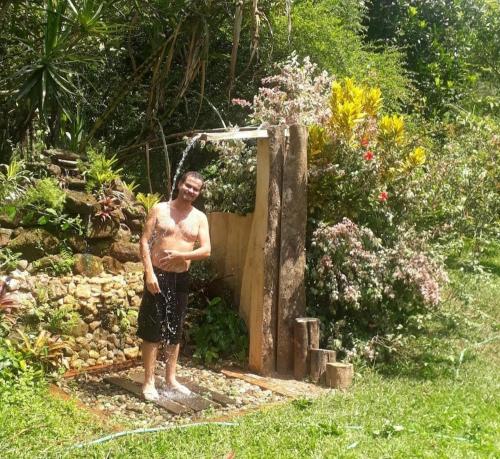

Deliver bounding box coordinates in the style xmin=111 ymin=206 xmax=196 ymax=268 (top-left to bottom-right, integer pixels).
xmin=360 ymin=137 xmax=369 ymax=148
xmin=379 ymin=191 xmax=389 ymax=202
xmin=363 ymin=150 xmax=374 ymax=160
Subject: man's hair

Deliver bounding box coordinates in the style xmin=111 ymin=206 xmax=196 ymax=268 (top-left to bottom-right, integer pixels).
xmin=179 ymin=171 xmax=204 ymax=185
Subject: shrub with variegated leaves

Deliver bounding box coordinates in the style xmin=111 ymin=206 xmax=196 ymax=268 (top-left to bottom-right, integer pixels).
xmin=308 ymin=218 xmax=448 ymax=359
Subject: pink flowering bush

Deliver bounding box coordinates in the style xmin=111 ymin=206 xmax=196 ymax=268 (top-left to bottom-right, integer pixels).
xmin=308 ymin=218 xmax=448 ymax=360
xmin=233 ymin=53 xmax=332 ymax=126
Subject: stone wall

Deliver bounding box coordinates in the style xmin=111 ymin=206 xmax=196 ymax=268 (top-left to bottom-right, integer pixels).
xmin=4 ymin=266 xmax=145 ymax=370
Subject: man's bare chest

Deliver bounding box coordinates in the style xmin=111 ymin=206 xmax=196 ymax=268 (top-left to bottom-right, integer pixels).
xmin=155 ymin=211 xmax=199 ymax=242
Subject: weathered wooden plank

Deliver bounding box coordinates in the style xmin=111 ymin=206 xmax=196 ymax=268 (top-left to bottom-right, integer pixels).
xmin=104 ymin=376 xmax=190 ymax=415
xmin=129 ymin=372 xmax=216 ymax=412
xmin=177 ymin=377 xmax=235 ymax=407
xmin=201 ymin=130 xmax=269 ymax=141
xmin=221 ymin=369 xmax=296 ymax=397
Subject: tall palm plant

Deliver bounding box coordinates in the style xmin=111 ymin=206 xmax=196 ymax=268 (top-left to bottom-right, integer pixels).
xmin=11 ymin=0 xmax=111 ymax=149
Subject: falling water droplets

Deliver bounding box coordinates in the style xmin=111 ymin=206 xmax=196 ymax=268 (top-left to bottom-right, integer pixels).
xmin=170 ymin=134 xmax=201 ymax=199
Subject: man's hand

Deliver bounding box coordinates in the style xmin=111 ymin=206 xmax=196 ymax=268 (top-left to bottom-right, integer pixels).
xmin=145 ymin=273 xmax=160 ymax=294
xmin=159 ymin=250 xmax=188 ymax=271
xmin=162 ymin=250 xmax=185 ymax=261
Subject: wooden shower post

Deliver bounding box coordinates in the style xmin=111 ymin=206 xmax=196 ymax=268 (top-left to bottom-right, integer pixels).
xmin=246 ymin=126 xmax=286 ymax=374
xmin=276 ymin=124 xmax=308 ymax=374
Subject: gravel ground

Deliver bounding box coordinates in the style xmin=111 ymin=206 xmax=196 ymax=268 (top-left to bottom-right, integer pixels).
xmin=57 ymin=358 xmax=287 ymax=428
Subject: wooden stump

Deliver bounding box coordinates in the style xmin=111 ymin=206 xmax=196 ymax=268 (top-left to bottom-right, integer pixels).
xmin=325 ymin=362 xmax=353 ymax=390
xmin=310 ymin=349 xmax=336 ymax=384
xmin=293 ymin=318 xmax=320 ymax=379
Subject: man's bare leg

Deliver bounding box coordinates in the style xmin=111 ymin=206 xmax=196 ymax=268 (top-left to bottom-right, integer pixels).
xmin=163 ymin=343 xmax=190 ymax=394
xmin=142 ymin=340 xmax=159 ymax=399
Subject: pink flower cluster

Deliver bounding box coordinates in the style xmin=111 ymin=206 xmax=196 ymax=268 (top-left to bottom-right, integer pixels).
xmin=235 ymin=53 xmax=333 ymax=126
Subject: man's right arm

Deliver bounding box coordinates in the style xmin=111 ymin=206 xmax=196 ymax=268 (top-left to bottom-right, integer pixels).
xmin=140 ymin=204 xmax=160 ymax=294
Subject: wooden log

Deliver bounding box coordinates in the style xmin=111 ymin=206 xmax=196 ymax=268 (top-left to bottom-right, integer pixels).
xmin=310 ymin=349 xmax=336 ymax=384
xmin=293 ymin=320 xmax=308 ymax=379
xmin=293 ymin=317 xmax=320 ymax=380
xmin=325 ymin=362 xmax=353 ymax=390
xmin=277 ymin=124 xmax=308 ymax=374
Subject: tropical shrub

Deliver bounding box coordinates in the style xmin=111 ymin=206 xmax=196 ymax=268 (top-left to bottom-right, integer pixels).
xmin=22 ymin=177 xmax=66 ymax=213
xmin=0 ymin=337 xmax=44 ymax=385
xmin=0 ymin=159 xmax=31 ymax=204
xmin=136 ymin=192 xmax=161 ymax=213
xmin=269 ymin=0 xmax=412 ymax=112
xmin=31 ymin=249 xmax=75 ymax=276
xmin=307 ymin=78 xmax=428 ymax=239
xmin=188 ymin=297 xmax=248 ymax=365
xmin=0 ymin=249 xmax=22 ymax=274
xmin=202 ymin=140 xmax=257 ymax=215
xmin=80 ymin=148 xmax=122 ymax=193
xmin=308 ymin=219 xmax=448 ymax=359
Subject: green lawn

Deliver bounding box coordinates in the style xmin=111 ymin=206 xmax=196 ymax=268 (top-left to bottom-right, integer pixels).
xmin=1 ymin=252 xmax=499 ymax=459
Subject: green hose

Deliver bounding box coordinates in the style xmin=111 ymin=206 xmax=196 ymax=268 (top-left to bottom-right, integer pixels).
xmin=73 ymin=421 xmax=237 ymax=449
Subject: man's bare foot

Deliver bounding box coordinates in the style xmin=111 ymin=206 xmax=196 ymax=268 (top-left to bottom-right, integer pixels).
xmin=142 ymin=383 xmax=159 ymax=401
xmin=164 ymin=379 xmax=191 ymax=395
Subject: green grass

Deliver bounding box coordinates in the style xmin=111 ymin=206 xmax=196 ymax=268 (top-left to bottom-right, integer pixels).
xmin=1 ymin=251 xmax=499 ymax=458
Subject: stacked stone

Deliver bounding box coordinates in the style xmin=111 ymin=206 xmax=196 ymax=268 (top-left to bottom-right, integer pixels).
xmin=3 ymin=268 xmax=145 ymax=370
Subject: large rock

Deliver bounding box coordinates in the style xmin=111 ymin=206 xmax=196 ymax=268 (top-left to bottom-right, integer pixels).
xmin=87 ymin=238 xmax=113 ymax=257
xmin=87 ymin=216 xmax=120 ymax=239
xmin=0 ymin=228 xmax=13 ymax=247
xmin=101 ymin=256 xmax=124 ymax=274
xmin=123 ymin=261 xmax=143 ymax=273
xmin=114 ymin=224 xmax=131 ymax=243
xmin=31 ymin=255 xmax=64 ymax=274
xmin=8 ymin=228 xmax=60 ymax=261
xmin=68 ymin=318 xmax=89 ymax=337
xmin=46 ymin=148 xmax=80 ymax=162
xmin=73 ymin=254 xmax=104 ymax=277
xmin=67 ymin=234 xmax=88 ymax=253
xmin=64 ymin=190 xmax=99 ymax=217
xmin=110 ymin=242 xmax=141 ymax=263
xmin=46 ymin=164 xmax=62 ymax=177
xmin=128 ymin=219 xmax=144 ymax=233
xmin=123 ymin=205 xmax=146 ymax=222
xmin=66 ymin=177 xmax=86 ymax=191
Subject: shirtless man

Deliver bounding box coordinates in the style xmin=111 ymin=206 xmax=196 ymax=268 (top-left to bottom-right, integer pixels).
xmin=137 ymin=171 xmax=210 ymax=399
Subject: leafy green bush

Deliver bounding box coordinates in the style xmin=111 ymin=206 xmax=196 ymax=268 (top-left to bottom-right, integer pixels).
xmin=22 ymin=177 xmax=66 ymax=213
xmin=0 ymin=159 xmax=31 ymax=205
xmin=202 ymin=141 xmax=257 ymax=215
xmin=0 ymin=249 xmax=22 ymax=273
xmin=308 ymin=219 xmax=448 ymax=359
xmin=188 ymin=297 xmax=248 ymax=364
xmin=136 ymin=192 xmax=161 ymax=213
xmin=45 ymin=306 xmax=79 ymax=336
xmin=0 ymin=337 xmax=43 ymax=385
xmin=31 ymin=249 xmax=75 ymax=276
xmin=269 ymin=0 xmax=412 ymax=112
xmin=80 ymin=148 xmax=122 ymax=193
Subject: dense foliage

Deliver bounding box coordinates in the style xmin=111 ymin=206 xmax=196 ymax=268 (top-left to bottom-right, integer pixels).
xmin=1 ymin=0 xmax=499 ymax=369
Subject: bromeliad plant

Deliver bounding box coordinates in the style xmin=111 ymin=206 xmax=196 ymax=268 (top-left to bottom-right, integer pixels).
xmin=136 ymin=192 xmax=161 ymax=213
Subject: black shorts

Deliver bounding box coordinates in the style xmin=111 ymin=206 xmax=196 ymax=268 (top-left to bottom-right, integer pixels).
xmin=137 ymin=268 xmax=190 ymax=345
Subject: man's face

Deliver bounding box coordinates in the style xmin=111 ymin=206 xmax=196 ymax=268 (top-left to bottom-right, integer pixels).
xmin=178 ymin=176 xmax=203 ymax=202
